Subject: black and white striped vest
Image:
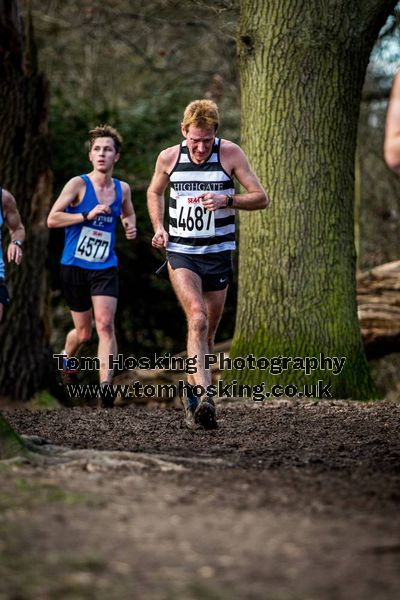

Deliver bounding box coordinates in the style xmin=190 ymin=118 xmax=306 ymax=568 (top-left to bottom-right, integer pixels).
xmin=167 ymin=138 xmax=236 ymax=254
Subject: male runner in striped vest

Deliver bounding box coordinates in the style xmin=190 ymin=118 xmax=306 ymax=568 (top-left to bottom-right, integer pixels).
xmin=147 ymin=100 xmax=268 ymax=430
xmin=0 ymin=187 xmax=25 ymax=322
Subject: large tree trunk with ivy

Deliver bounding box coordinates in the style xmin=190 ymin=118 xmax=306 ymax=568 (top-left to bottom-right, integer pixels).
xmin=231 ymin=0 xmax=396 ymax=399
xmin=0 ymin=1 xmax=52 ymax=400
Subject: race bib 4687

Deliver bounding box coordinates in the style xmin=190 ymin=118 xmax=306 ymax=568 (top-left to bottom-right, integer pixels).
xmin=176 ymin=196 xmax=215 ymax=238
xmin=74 ymin=226 xmax=111 ymax=263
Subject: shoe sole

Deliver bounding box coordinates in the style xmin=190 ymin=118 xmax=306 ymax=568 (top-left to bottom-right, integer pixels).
xmin=98 ymin=393 xmax=115 ymax=408
xmin=194 ymin=401 xmax=218 ymax=430
xmin=98 ymin=399 xmax=115 ymax=408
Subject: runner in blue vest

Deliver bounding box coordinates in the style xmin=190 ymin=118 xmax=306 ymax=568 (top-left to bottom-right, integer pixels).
xmin=47 ymin=125 xmax=137 ymax=406
xmin=0 ymin=188 xmax=25 ymax=322
xmin=147 ymin=100 xmax=268 ymax=429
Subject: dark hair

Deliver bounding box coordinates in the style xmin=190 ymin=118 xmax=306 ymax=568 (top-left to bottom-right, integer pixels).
xmin=88 ymin=124 xmax=123 ymax=152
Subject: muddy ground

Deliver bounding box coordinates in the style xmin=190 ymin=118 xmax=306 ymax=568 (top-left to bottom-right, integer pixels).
xmin=1 ymin=400 xmax=400 ymax=600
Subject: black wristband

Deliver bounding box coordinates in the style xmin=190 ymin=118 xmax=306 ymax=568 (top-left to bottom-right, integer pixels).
xmin=82 ymin=212 xmax=90 ymax=221
xmin=226 ymin=194 xmax=234 ymax=208
xmin=12 ymin=240 xmax=23 ymax=248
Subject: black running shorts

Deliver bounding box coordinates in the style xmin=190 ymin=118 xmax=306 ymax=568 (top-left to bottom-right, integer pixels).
xmin=60 ymin=265 xmax=119 ymax=312
xmin=167 ymin=251 xmax=233 ymax=292
xmin=0 ymin=278 xmax=10 ymax=306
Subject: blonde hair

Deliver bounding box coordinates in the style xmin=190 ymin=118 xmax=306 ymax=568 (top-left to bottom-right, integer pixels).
xmin=182 ymin=100 xmax=219 ymax=132
xmin=88 ymin=124 xmax=122 ymax=152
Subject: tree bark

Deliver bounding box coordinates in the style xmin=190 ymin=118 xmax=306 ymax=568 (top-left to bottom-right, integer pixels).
xmin=0 ymin=3 xmax=52 ymax=400
xmin=231 ymin=0 xmax=396 ymax=398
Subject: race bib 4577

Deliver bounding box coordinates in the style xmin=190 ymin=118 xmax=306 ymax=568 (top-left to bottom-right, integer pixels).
xmin=74 ymin=226 xmax=111 ymax=263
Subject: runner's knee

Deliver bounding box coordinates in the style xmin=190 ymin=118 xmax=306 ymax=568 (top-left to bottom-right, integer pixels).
xmin=95 ymin=317 xmax=115 ymax=337
xmin=188 ymin=309 xmax=208 ymax=336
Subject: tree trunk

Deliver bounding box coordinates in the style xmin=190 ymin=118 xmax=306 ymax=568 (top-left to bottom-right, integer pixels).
xmin=0 ymin=2 xmax=52 ymax=400
xmin=231 ymin=0 xmax=396 ymax=398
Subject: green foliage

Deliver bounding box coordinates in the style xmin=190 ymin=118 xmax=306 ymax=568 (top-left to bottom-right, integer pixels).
xmin=24 ymin=0 xmax=240 ymax=374
xmin=28 ymin=391 xmax=61 ymax=410
xmin=49 ymin=89 xmax=191 ymax=195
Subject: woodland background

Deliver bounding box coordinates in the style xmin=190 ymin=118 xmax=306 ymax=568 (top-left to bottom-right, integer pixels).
xmin=2 ymin=0 xmax=400 ymax=400
xmin=1 ymin=5 xmax=400 ymax=596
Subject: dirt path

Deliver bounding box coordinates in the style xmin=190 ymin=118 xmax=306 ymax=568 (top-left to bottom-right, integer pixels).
xmin=1 ymin=400 xmax=399 ymax=600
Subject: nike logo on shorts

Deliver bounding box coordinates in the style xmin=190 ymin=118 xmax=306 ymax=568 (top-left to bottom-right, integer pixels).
xmin=219 ymin=278 xmax=227 ymax=283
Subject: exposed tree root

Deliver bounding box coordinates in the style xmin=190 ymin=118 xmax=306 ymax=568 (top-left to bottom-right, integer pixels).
xmin=1 ymin=435 xmax=233 ymax=472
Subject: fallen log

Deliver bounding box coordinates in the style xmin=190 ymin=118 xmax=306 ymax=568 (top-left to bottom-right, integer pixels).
xmin=357 ymin=260 xmax=400 ymax=359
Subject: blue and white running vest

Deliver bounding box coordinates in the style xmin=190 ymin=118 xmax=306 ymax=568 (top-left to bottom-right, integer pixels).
xmin=0 ymin=187 xmax=5 ymax=279
xmin=168 ymin=138 xmax=236 ymax=254
xmin=61 ymin=174 xmax=122 ymax=269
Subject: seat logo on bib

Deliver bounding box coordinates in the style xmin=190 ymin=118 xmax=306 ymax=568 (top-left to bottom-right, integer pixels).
xmin=75 ymin=226 xmax=111 ymax=263
xmin=176 ymin=195 xmax=215 ymax=238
